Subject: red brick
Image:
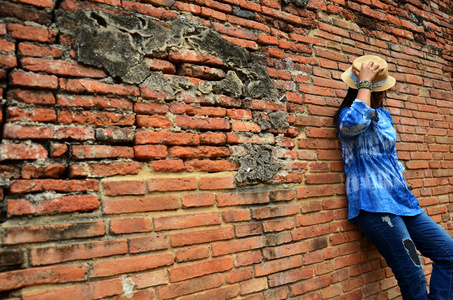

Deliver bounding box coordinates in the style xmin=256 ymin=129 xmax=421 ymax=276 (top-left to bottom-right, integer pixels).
xmin=178 ymin=285 xmax=239 ymax=300
xmin=96 ymin=127 xmax=134 ymax=143
xmin=134 ymin=101 xmax=168 ymax=114
xmin=235 ymin=223 xmax=263 ymax=238
xmin=240 ymin=277 xmax=268 ymax=295
xmin=22 ymin=57 xmax=106 ymax=78
xmin=110 ymin=217 xmax=152 ymax=234
xmin=175 ymin=246 xmax=210 ymax=262
xmin=262 ymin=217 xmax=295 ymax=232
xmin=268 ymin=266 xmax=312 ymax=287
xmin=8 ymin=89 xmax=56 ymax=105
xmin=253 ymin=203 xmax=299 ymax=219
xmin=60 ymin=78 xmax=140 ymax=96
xmin=172 ymin=256 xmax=233 ymax=284
xmin=155 ymin=212 xmax=221 ymax=231
xmin=135 ymin=131 xmax=199 ymax=145
xmin=134 ymin=145 xmax=168 ymax=160
xmin=147 ymin=177 xmax=197 ymax=192
xmin=169 ymin=146 xmax=230 ymax=159
xmin=175 ymin=115 xmax=230 ymax=131
xmin=297 ymin=185 xmax=335 ymax=199
xmin=22 ymin=278 xmax=123 ymax=300
xmin=136 ymin=115 xmax=172 ymax=128
xmin=235 ymin=250 xmax=262 ymax=267
xmin=29 ymin=239 xmax=127 ymax=266
xmin=132 ymin=269 xmax=168 ymax=288
xmin=291 ymin=274 xmax=331 ymax=296
xmin=10 ymin=179 xmax=98 ymax=194
xmin=200 ymin=133 xmax=227 ymax=145
xmin=151 ymin=159 xmax=186 ymax=172
xmin=71 ymin=145 xmax=133 ymax=159
xmin=171 ymin=226 xmax=234 ymax=247
xmin=8 ymin=195 xmax=99 ymax=216
xmin=0 ymin=53 xmax=17 ymax=68
xmin=0 ymin=144 xmax=48 ymax=161
xmin=185 ymin=159 xmax=239 ymax=172
xmin=217 ymin=191 xmax=270 ymax=207
xmin=104 ymin=180 xmax=145 ymax=196
xmin=57 ymin=94 xmax=133 ymax=110
xmin=129 ymin=235 xmax=169 ymax=253
xmin=114 ymin=289 xmax=155 ymax=300
xmin=7 ymin=106 xmax=56 ymax=122
xmin=178 ymin=63 xmax=226 ymax=80
xmin=158 ymin=274 xmax=223 ymax=299
xmin=0 ymin=264 xmax=87 ymax=292
xmin=95 ymin=128 xmax=135 ymax=143
xmin=212 ymin=236 xmax=266 ymax=256
xmin=91 ymin=252 xmax=174 ymax=278
xmin=57 ymin=110 xmax=135 ymax=126
xmin=10 ymin=71 xmax=58 ymax=89
xmin=199 ymin=176 xmax=235 ymax=190
xmin=102 ymin=196 xmax=179 ymax=214
xmin=122 ymin=0 xmax=178 ymax=20
xmin=144 ymin=57 xmax=176 ymax=73
xmin=8 ymin=24 xmax=56 ymax=42
xmin=2 ymin=220 xmax=105 ymax=245
xmin=181 ymin=193 xmax=215 ymax=208
xmin=3 ymin=124 xmax=95 ymax=141
xmin=69 ymin=161 xmax=143 ymax=178
xmin=19 ymin=43 xmax=63 ymax=58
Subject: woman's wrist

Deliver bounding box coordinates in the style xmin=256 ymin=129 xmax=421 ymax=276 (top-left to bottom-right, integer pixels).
xmin=357 ymin=80 xmax=373 ymax=92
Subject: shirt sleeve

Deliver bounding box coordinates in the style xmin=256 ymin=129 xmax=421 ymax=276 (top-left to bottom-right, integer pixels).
xmin=338 ymin=99 xmax=375 ymax=137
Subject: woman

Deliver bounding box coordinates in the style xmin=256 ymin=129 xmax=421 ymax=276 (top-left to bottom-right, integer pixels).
xmin=335 ymin=55 xmax=453 ymax=299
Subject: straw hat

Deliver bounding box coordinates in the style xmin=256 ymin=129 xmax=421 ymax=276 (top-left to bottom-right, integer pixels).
xmin=341 ymin=55 xmax=396 ymax=92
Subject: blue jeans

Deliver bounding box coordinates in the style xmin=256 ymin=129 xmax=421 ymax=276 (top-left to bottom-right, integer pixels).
xmin=355 ymin=211 xmax=453 ymax=300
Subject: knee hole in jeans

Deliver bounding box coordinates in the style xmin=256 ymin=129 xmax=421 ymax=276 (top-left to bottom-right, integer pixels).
xmin=403 ymin=238 xmax=422 ymax=268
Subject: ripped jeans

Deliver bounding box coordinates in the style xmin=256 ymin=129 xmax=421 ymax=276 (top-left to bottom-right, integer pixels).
xmin=355 ymin=211 xmax=453 ymax=300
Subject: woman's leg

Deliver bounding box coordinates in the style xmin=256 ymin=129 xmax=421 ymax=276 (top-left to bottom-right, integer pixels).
xmin=355 ymin=211 xmax=429 ymax=300
xmin=404 ymin=212 xmax=453 ymax=300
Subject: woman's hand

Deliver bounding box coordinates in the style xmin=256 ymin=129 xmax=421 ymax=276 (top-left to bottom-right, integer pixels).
xmin=353 ymin=61 xmax=384 ymax=82
xmin=353 ymin=61 xmax=384 ymax=108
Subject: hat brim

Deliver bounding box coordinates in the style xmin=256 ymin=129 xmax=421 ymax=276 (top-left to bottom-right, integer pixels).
xmin=341 ymin=67 xmax=396 ymax=92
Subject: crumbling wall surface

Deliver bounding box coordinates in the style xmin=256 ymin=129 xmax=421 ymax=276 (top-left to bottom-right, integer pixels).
xmin=0 ymin=0 xmax=452 ymax=297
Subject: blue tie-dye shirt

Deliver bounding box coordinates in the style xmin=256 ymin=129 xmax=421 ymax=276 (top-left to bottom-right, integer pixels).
xmin=338 ymin=99 xmax=423 ymax=220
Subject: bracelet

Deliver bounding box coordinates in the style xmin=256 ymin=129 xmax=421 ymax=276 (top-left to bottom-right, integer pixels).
xmin=357 ymin=80 xmax=372 ymax=92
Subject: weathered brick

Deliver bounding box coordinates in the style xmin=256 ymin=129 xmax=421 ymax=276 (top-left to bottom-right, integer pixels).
xmin=8 ymin=23 xmax=55 ymax=42
xmin=0 ymin=264 xmax=87 ymax=292
xmin=136 ymin=115 xmax=172 ymax=128
xmin=58 ymin=110 xmax=135 ymax=126
xmin=175 ymin=246 xmax=210 ymax=262
xmin=10 ymin=179 xmax=98 ymax=194
xmin=10 ymin=71 xmax=58 ymax=89
xmin=102 ymin=196 xmax=179 ymax=214
xmin=0 ymin=249 xmax=24 ymax=270
xmin=22 ymin=58 xmax=107 ymax=78
xmin=171 ymin=227 xmax=234 ymax=247
xmin=212 ymin=236 xmax=266 ymax=256
xmin=185 ymin=159 xmax=239 ymax=172
xmin=29 ymin=239 xmax=128 ymax=266
xmin=158 ymin=274 xmax=223 ymax=299
xmin=175 ymin=115 xmax=231 ymax=131
xmin=69 ymin=161 xmax=143 ymax=178
xmin=217 ymin=191 xmax=270 ymax=207
xmin=1 ymin=2 xmax=52 ymax=24
xmin=4 ymin=124 xmax=94 ymax=141
xmin=22 ymin=278 xmax=123 ymax=300
xmin=57 ymin=94 xmax=133 ymax=109
xmin=135 ymin=131 xmax=199 ymax=145
xmin=71 ymin=145 xmax=133 ymax=159
xmin=169 ymin=146 xmax=230 ymax=159
xmin=60 ymin=78 xmax=140 ymax=96
xmin=129 ymin=235 xmax=169 ymax=253
xmin=147 ymin=177 xmax=197 ymax=192
xmin=19 ymin=43 xmax=63 ymax=58
xmin=154 ymin=212 xmax=221 ymax=231
xmin=91 ymin=252 xmax=174 ymax=277
xmin=170 ymin=256 xmax=233 ymax=282
xmin=8 ymin=195 xmax=99 ymax=216
xmin=110 ymin=217 xmax=152 ymax=234
xmin=0 ymin=144 xmax=48 ymax=161
xmin=2 ymin=221 xmax=105 ymax=245
xmin=8 ymin=89 xmax=56 ymax=105
xmin=104 ymin=180 xmax=146 ymax=196
xmin=7 ymin=107 xmax=56 ymax=123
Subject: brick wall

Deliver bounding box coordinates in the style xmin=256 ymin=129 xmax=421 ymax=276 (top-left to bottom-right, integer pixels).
xmin=0 ymin=0 xmax=452 ymax=298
